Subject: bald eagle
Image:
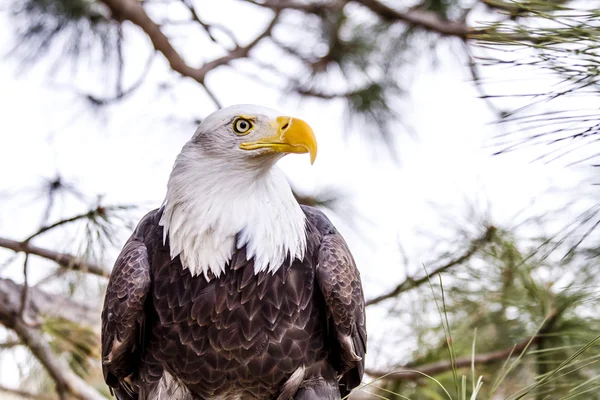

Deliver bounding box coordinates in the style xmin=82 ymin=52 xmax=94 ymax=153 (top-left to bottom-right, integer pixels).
xmin=101 ymin=105 xmax=367 ymax=400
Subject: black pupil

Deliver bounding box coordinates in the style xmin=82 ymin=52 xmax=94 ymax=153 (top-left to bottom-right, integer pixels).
xmin=238 ymin=121 xmax=248 ymax=130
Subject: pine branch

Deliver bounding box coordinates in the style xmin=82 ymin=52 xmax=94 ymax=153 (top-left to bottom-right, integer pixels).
xmin=365 ymin=336 xmax=539 ymax=383
xmin=247 ymin=0 xmax=470 ymax=37
xmin=0 ymin=237 xmax=109 ymax=277
xmin=353 ymin=0 xmax=469 ymax=38
xmin=365 ymin=310 xmax=560 ymax=383
xmin=0 ymin=281 xmax=104 ymax=400
xmin=366 ymin=226 xmax=497 ymax=307
xmin=8 ymin=318 xmax=105 ymax=400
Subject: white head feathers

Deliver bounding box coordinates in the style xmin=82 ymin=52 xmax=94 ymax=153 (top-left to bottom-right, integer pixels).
xmin=159 ymin=105 xmax=310 ymax=279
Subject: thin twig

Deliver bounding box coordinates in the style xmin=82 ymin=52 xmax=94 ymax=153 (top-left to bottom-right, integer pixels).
xmin=23 ymin=207 xmax=107 ymax=243
xmin=0 ymin=237 xmax=109 ymax=277
xmin=201 ymin=82 xmax=223 ymax=109
xmin=100 ymin=0 xmax=279 ymax=92
xmin=366 ymin=226 xmax=497 ymax=307
xmin=18 ymin=254 xmax=37 ymax=327
xmin=179 ymin=0 xmax=239 ymax=47
xmin=85 ymin=52 xmax=156 ymax=106
xmin=365 ymin=335 xmax=539 ymax=382
xmin=354 ymin=0 xmax=469 ymax=38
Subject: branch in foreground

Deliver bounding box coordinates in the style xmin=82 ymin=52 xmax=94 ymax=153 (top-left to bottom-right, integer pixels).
xmin=8 ymin=318 xmax=105 ymax=400
xmin=0 ymin=278 xmax=99 ymax=328
xmin=0 ymin=236 xmax=109 ymax=277
xmin=366 ymin=226 xmax=497 ymax=307
xmin=0 ymin=284 xmax=105 ymax=400
xmin=365 ymin=335 xmax=538 ymax=382
xmin=0 ymin=385 xmax=55 ymax=400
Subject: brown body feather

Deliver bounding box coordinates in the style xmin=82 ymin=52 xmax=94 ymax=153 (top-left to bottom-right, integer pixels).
xmin=101 ymin=206 xmax=366 ymax=400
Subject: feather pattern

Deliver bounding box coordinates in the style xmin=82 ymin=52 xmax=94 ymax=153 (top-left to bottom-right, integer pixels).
xmin=159 ymin=145 xmax=306 ymax=279
xmin=101 ymin=207 xmax=366 ymax=400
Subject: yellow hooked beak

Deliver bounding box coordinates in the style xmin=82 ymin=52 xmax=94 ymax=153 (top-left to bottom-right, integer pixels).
xmin=239 ymin=116 xmax=318 ymax=164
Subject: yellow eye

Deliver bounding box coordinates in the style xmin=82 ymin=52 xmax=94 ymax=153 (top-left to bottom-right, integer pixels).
xmin=233 ymin=118 xmax=254 ymax=135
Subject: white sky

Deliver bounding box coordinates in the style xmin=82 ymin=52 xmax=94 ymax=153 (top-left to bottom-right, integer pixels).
xmin=0 ymin=0 xmax=596 ymax=389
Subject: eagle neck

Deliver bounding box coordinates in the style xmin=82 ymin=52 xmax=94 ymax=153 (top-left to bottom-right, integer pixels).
xmin=159 ymin=146 xmax=307 ymax=280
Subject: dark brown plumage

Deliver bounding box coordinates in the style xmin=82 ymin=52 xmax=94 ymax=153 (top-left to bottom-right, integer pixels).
xmin=101 ymin=205 xmax=366 ymax=400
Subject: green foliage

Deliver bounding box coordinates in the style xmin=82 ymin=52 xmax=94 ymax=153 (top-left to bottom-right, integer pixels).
xmin=364 ymin=229 xmax=600 ymax=399
xmin=476 ymin=1 xmax=600 ymax=168
xmin=42 ymin=317 xmax=100 ymax=378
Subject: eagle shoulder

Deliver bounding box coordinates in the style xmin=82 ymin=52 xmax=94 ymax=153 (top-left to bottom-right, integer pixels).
xmin=101 ymin=209 xmax=158 ymax=397
xmin=302 ymin=206 xmax=367 ymax=397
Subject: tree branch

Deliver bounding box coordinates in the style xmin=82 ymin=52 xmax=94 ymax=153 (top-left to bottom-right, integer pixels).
xmin=248 ymin=0 xmax=470 ymax=38
xmin=100 ymin=0 xmax=279 ymax=85
xmin=0 ymin=385 xmax=55 ymax=400
xmin=243 ymin=0 xmax=338 ymax=14
xmin=366 ymin=226 xmax=497 ymax=307
xmin=178 ymin=0 xmax=239 ymax=47
xmin=85 ymin=52 xmax=155 ymax=106
xmin=0 ymin=237 xmax=109 ymax=277
xmin=353 ymin=0 xmax=469 ymax=38
xmin=0 ymin=282 xmax=104 ymax=400
xmin=365 ymin=335 xmax=539 ymax=382
xmin=7 ymin=319 xmax=105 ymax=400
xmin=0 ymin=278 xmax=99 ymax=328
xmin=0 ymin=339 xmax=21 ymax=349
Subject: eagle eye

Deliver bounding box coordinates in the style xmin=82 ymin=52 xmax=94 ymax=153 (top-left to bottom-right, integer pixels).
xmin=233 ymin=117 xmax=254 ymax=135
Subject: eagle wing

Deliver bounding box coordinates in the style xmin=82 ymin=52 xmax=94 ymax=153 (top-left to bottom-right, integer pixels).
xmin=101 ymin=218 xmax=153 ymax=398
xmin=310 ymin=209 xmax=367 ymax=396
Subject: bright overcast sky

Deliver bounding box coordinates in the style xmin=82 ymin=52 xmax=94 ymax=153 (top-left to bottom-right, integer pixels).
xmin=0 ymin=0 xmax=596 ymax=383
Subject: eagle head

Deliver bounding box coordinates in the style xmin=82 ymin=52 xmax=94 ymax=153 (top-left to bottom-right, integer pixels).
xmin=160 ymin=105 xmax=317 ymax=279
xmin=191 ymin=104 xmax=317 ymax=167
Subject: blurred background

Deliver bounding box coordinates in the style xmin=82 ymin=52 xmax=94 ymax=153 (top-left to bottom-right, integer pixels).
xmin=1 ymin=0 xmax=599 ymax=399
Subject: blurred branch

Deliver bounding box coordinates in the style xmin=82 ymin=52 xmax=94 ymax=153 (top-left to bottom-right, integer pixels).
xmin=23 ymin=207 xmax=108 ymax=244
xmin=365 ymin=309 xmax=560 ymax=383
xmin=0 ymin=278 xmax=99 ymax=327
xmin=0 ymin=385 xmax=54 ymax=400
xmin=0 ymin=340 xmax=21 ymax=349
xmin=365 ymin=334 xmax=539 ymax=382
xmin=178 ymin=0 xmax=238 ymax=46
xmin=0 ymin=281 xmax=104 ymax=400
xmin=85 ymin=52 xmax=155 ymax=106
xmin=6 ymin=318 xmax=105 ymax=400
xmin=0 ymin=237 xmax=109 ymax=277
xmin=354 ymin=0 xmax=469 ymax=38
xmin=242 ymin=0 xmax=338 ymax=14
xmin=100 ymin=0 xmax=279 ymax=106
xmin=19 ymin=254 xmax=33 ymax=326
xmin=249 ymin=0 xmax=471 ymax=37
xmin=465 ymin=44 xmax=505 ymax=117
xmin=366 ymin=226 xmax=497 ymax=307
